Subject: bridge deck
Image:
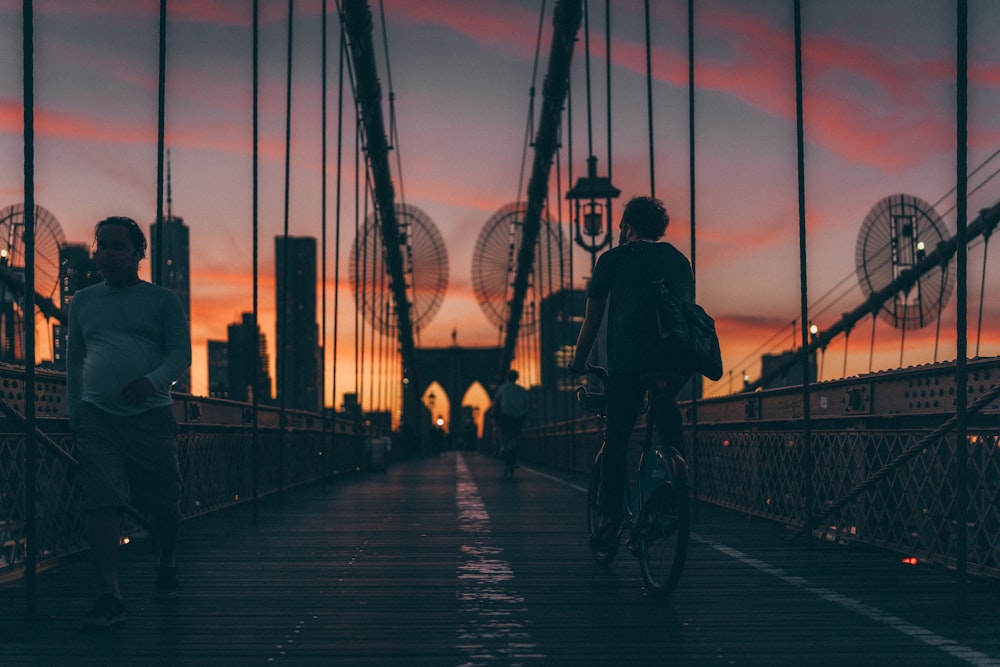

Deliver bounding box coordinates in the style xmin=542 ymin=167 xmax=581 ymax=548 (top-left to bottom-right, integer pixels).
xmin=3 ymin=452 xmax=1000 ymax=666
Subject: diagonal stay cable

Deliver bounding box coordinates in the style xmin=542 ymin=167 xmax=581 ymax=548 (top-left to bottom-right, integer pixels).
xmin=788 ymin=381 xmax=1000 ymax=541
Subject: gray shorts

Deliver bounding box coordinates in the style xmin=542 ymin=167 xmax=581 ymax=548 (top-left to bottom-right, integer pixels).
xmin=75 ymin=402 xmax=181 ymax=516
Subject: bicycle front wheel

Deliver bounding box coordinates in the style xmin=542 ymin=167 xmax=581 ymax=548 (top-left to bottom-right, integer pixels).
xmin=637 ymin=480 xmax=689 ymax=596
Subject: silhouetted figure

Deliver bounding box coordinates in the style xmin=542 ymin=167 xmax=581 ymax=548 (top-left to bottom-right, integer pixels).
xmin=491 ymin=369 xmax=528 ymax=478
xmin=570 ymin=196 xmax=693 ymax=550
xmin=461 ymin=418 xmax=478 ymax=451
xmin=68 ymin=216 xmax=191 ymax=628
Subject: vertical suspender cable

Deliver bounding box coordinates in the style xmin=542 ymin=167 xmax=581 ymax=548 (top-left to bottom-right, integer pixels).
xmin=954 ymin=0 xmax=969 ymax=615
xmin=354 ymin=126 xmax=361 ymax=403
xmin=321 ymin=0 xmax=330 ymax=481
xmin=21 ymin=0 xmax=37 ymax=618
xmin=975 ymin=234 xmax=988 ymax=357
xmin=644 ymin=0 xmax=654 ymax=197
xmin=251 ymin=0 xmax=260 ymax=524
xmin=604 ymin=0 xmax=614 ymax=241
xmin=686 ymin=0 xmax=700 ymax=510
xmin=278 ymin=0 xmax=295 ymax=494
xmin=155 ymin=0 xmax=167 ymax=285
xmin=332 ymin=12 xmax=345 ymax=437
xmin=793 ymin=0 xmax=814 ymax=537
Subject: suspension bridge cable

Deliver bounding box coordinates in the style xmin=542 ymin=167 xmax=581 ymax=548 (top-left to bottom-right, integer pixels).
xmin=955 ymin=0 xmax=970 ymax=612
xmin=517 ymin=0 xmax=547 ymax=207
xmin=502 ymin=0 xmax=583 ymax=377
xmin=730 ymin=147 xmax=1000 ymax=393
xmin=332 ymin=5 xmax=344 ymax=423
xmin=21 ymin=0 xmax=38 ymax=617
xmin=154 ymin=0 xmax=166 ymax=286
xmin=604 ymin=0 xmax=614 ymax=239
xmin=277 ymin=0 xmax=295 ymax=493
xmin=503 ymin=0 xmax=549 ymax=358
xmin=645 ymin=0 xmax=654 ymax=197
xmin=976 ymin=231 xmax=989 ymax=356
xmin=251 ymin=0 xmax=260 ymax=524
xmin=376 ymin=1 xmax=415 ymax=365
xmin=353 ymin=124 xmax=361 ymax=400
xmin=378 ymin=0 xmax=405 ymax=209
xmin=686 ymin=0 xmax=701 ymax=497
xmin=793 ymin=0 xmax=814 ymax=534
xmin=359 ymin=173 xmax=369 ymax=414
xmin=322 ymin=0 xmax=329 ymax=447
xmin=583 ymin=1 xmax=594 ymax=159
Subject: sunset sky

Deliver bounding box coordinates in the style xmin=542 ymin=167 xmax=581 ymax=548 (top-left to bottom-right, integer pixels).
xmin=2 ymin=0 xmax=999 ymax=409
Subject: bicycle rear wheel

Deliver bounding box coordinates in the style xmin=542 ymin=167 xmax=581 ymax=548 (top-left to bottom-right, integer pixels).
xmin=587 ymin=450 xmax=619 ymax=565
xmin=637 ymin=480 xmax=689 ymax=596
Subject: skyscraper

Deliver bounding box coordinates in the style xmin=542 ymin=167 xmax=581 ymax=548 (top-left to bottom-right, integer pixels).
xmin=150 ymin=151 xmax=191 ymax=392
xmin=207 ymin=340 xmax=229 ymax=398
xmin=275 ymin=236 xmax=320 ymax=412
xmin=226 ymin=312 xmax=272 ymax=404
xmin=52 ymin=244 xmax=99 ymax=371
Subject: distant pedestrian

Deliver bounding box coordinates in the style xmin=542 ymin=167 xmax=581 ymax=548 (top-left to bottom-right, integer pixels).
xmin=68 ymin=216 xmax=191 ymax=628
xmin=491 ymin=369 xmax=528 ymax=478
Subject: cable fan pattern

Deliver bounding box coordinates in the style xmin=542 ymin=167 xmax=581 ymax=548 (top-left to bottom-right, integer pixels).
xmin=472 ymin=202 xmax=565 ymax=334
xmin=0 ymin=203 xmax=66 ymax=302
xmin=349 ymin=203 xmax=448 ymax=332
xmin=855 ymin=193 xmax=953 ymax=330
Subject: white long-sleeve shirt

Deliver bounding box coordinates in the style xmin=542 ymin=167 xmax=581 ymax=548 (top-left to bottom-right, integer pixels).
xmin=67 ymin=280 xmax=191 ymax=419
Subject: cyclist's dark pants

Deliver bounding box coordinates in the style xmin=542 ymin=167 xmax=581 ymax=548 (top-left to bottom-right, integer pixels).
xmin=598 ymin=371 xmax=687 ymax=519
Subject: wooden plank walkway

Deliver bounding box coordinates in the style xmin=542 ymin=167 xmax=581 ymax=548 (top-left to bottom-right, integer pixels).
xmin=3 ymin=451 xmax=1000 ymax=665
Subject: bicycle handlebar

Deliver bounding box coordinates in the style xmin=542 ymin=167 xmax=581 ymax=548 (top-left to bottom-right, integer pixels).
xmin=576 ymin=363 xmax=609 ymax=414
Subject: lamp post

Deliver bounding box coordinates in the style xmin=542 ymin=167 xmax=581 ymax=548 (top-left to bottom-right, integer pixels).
xmin=566 ymin=155 xmax=620 ymax=271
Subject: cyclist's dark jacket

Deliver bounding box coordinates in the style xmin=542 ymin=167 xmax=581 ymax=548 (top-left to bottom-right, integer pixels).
xmin=587 ymin=240 xmax=694 ymax=374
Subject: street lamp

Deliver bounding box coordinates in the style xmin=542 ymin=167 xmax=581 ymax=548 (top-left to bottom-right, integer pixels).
xmin=567 ymin=155 xmax=620 ymax=270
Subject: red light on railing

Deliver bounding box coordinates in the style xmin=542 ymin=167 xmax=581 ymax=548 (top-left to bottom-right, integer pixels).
xmin=901 ymin=557 xmax=918 ymax=566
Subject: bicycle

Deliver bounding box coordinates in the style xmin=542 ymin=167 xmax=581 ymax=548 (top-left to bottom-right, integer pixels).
xmin=577 ymin=365 xmax=691 ymax=596
xmin=493 ymin=415 xmax=520 ymax=479
xmin=500 ymin=431 xmax=517 ymax=479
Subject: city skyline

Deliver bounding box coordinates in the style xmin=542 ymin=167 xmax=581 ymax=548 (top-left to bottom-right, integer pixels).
xmin=2 ymin=1 xmax=1000 ymax=406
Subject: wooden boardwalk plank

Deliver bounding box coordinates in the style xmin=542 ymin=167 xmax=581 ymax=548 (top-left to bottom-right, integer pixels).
xmin=2 ymin=451 xmax=1000 ymax=665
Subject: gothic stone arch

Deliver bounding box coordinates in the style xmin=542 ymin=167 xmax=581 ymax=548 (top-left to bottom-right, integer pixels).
xmin=414 ymin=345 xmax=502 ymax=435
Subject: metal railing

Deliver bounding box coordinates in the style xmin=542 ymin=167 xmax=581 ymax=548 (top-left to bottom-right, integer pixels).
xmin=521 ymin=361 xmax=1000 ymax=579
xmin=0 ymin=365 xmax=378 ymax=583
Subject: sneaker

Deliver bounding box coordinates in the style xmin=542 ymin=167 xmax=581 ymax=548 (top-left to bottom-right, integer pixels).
xmin=155 ymin=566 xmax=179 ymax=600
xmin=81 ymin=593 xmax=126 ymax=628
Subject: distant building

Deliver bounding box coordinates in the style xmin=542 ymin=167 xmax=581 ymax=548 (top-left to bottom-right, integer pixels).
xmin=226 ymin=312 xmax=272 ymax=404
xmin=275 ymin=236 xmax=320 ymax=412
xmin=52 ymin=244 xmax=99 ymax=371
xmin=539 ymin=288 xmax=587 ymax=422
xmin=760 ymin=350 xmax=818 ymax=389
xmin=150 ymin=213 xmax=191 ymax=393
xmin=341 ymin=392 xmax=362 ymax=422
xmin=207 ymin=339 xmax=228 ymax=398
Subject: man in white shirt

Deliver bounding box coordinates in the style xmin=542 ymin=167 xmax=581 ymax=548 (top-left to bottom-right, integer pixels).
xmin=68 ymin=216 xmax=191 ymax=627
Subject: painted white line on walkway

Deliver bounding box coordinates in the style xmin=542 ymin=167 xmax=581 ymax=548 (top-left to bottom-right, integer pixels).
xmin=524 ymin=464 xmax=999 ymax=666
xmin=455 ymin=454 xmax=544 ymax=666
xmin=694 ymin=535 xmax=1000 ymax=667
xmin=520 ymin=465 xmax=587 ymax=493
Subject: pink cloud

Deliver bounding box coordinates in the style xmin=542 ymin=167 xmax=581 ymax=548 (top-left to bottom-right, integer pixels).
xmin=389 ymin=1 xmax=544 ymax=57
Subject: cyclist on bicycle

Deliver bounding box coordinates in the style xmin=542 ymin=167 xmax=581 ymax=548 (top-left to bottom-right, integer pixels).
xmin=490 ymin=369 xmax=528 ymax=472
xmin=569 ymin=196 xmax=693 ymax=551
